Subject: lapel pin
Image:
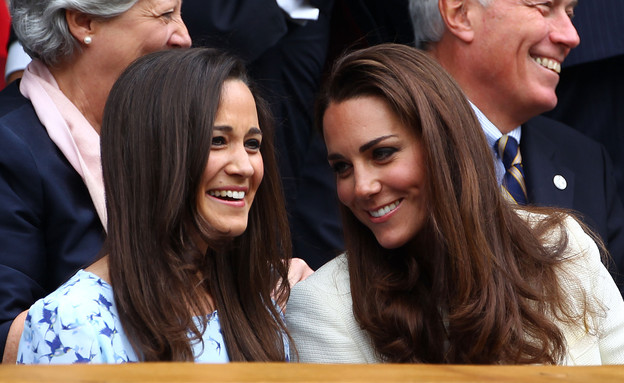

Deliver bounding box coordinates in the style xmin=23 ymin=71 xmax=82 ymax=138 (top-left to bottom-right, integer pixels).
xmin=553 ymin=175 xmax=567 ymax=191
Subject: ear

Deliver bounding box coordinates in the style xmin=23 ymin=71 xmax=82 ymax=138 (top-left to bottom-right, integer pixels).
xmin=65 ymin=9 xmax=94 ymax=44
xmin=438 ymin=0 xmax=475 ymax=43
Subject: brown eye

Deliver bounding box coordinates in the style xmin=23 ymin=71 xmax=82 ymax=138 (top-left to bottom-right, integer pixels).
xmin=245 ymin=138 xmax=262 ymax=151
xmin=331 ymin=161 xmax=352 ymax=176
xmin=372 ymin=147 xmax=398 ymax=161
xmin=211 ymin=136 xmax=226 ymax=146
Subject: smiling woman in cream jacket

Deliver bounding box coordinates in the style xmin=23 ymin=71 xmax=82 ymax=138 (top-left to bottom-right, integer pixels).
xmin=285 ymin=44 xmax=624 ymax=365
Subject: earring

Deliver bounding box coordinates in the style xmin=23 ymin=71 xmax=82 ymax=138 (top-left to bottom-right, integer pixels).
xmin=83 ymin=36 xmax=92 ymax=45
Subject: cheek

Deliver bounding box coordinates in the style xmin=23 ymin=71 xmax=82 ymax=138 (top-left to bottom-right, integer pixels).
xmin=253 ymin=157 xmax=264 ymax=186
xmin=139 ymin=27 xmax=169 ymax=50
xmin=387 ymin=156 xmax=426 ymax=190
xmin=335 ymin=179 xmax=353 ymax=206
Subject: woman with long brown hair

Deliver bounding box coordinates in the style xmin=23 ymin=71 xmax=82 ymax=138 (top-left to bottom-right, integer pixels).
xmin=0 ymin=0 xmax=192 ymax=362
xmin=285 ymin=43 xmax=624 ymax=365
xmin=17 ymin=47 xmax=294 ymax=363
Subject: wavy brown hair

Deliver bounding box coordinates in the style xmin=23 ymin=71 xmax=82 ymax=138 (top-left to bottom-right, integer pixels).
xmin=101 ymin=48 xmax=291 ymax=361
xmin=316 ymin=43 xmax=595 ymax=364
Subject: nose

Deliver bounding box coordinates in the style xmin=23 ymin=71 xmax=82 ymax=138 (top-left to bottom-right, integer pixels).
xmin=225 ymin=146 xmax=255 ymax=178
xmin=550 ymin=12 xmax=580 ymax=51
xmin=353 ymin=167 xmax=381 ymax=199
xmin=169 ymin=19 xmax=192 ymax=48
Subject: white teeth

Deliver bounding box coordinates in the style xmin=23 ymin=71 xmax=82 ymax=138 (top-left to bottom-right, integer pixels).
xmin=209 ymin=190 xmax=245 ymax=200
xmin=533 ymin=57 xmax=561 ymax=74
xmin=369 ymin=201 xmax=399 ymax=218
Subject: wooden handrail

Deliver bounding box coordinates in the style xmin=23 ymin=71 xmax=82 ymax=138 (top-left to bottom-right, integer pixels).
xmin=0 ymin=363 xmax=623 ymax=383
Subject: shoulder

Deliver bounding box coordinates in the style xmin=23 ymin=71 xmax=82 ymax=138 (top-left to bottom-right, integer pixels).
xmin=516 ymin=209 xmax=598 ymax=260
xmin=19 ymin=271 xmax=131 ymax=364
xmin=286 ymin=254 xmax=380 ymax=363
xmin=291 ymin=254 xmax=350 ymax=297
xmin=0 ymin=84 xmax=51 ymax=164
xmin=0 ymin=81 xmax=31 ymax=118
xmin=25 ymin=270 xmax=116 ymax=335
xmin=0 ymin=83 xmax=39 ymax=136
xmin=522 ymin=116 xmax=606 ymax=158
xmin=523 ymin=116 xmax=603 ymax=151
xmin=287 ymin=254 xmax=351 ymax=315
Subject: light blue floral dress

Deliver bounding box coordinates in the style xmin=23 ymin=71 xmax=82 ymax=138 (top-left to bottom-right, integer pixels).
xmin=17 ymin=270 xmax=288 ymax=364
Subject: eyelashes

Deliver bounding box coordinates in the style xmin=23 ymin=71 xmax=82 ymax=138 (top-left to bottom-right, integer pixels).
xmin=329 ymin=146 xmax=400 ymax=177
xmin=372 ymin=147 xmax=398 ymax=161
xmin=245 ymin=138 xmax=262 ymax=151
xmin=211 ymin=136 xmax=262 ymax=152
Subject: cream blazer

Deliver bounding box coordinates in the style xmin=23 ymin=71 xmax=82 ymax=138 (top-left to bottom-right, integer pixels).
xmin=285 ymin=215 xmax=624 ymax=365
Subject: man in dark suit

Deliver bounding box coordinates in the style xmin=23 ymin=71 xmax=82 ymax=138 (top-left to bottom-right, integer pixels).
xmin=408 ymin=0 xmax=624 ymax=295
xmin=545 ymin=0 xmax=624 ymax=211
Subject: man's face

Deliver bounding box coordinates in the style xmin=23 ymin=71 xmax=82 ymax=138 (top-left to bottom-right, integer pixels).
xmin=468 ymin=0 xmax=579 ymax=125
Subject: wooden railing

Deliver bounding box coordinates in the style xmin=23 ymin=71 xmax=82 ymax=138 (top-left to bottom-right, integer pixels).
xmin=0 ymin=363 xmax=623 ymax=383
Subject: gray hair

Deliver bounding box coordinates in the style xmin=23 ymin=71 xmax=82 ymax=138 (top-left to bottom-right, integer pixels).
xmin=10 ymin=0 xmax=139 ymax=67
xmin=408 ymin=0 xmax=491 ymax=50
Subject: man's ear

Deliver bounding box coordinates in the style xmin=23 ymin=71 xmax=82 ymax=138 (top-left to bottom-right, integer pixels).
xmin=65 ymin=9 xmax=94 ymax=43
xmin=439 ymin=0 xmax=475 ymax=43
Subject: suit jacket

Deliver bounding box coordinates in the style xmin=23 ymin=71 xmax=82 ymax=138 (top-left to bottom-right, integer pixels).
xmin=0 ymin=0 xmax=9 ymax=89
xmin=0 ymin=82 xmax=105 ymax=356
xmin=286 ymin=214 xmax=624 ymax=364
xmin=522 ymin=116 xmax=624 ymax=294
xmin=182 ymin=0 xmax=334 ymax=62
xmin=543 ymin=0 xmax=624 ymax=218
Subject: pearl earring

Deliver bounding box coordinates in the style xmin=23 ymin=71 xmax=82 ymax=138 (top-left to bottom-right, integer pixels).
xmin=84 ymin=36 xmax=92 ymax=45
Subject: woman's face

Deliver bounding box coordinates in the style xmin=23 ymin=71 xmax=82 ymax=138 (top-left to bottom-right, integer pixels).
xmin=323 ymin=95 xmax=428 ymax=249
xmin=196 ymin=79 xmax=264 ymax=239
xmin=90 ymin=0 xmax=191 ymax=84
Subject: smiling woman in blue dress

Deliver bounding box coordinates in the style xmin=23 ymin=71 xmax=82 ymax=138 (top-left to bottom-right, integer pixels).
xmin=16 ymin=48 xmax=294 ymax=363
xmin=0 ymin=0 xmax=192 ymax=363
xmin=285 ymin=43 xmax=624 ymax=365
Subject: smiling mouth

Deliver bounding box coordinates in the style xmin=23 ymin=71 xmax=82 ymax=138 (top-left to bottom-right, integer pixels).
xmin=208 ymin=190 xmax=246 ymax=201
xmin=532 ymin=56 xmax=561 ymax=74
xmin=369 ymin=200 xmax=401 ymax=218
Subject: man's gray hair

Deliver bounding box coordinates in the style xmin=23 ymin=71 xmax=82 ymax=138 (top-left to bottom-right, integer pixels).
xmin=10 ymin=0 xmax=139 ymax=67
xmin=408 ymin=0 xmax=492 ymax=50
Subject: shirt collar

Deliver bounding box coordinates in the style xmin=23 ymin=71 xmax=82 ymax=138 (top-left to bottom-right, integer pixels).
xmin=469 ymin=101 xmax=522 ymax=147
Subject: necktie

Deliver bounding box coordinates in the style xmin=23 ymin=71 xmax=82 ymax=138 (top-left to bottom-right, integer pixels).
xmin=496 ymin=135 xmax=528 ymax=205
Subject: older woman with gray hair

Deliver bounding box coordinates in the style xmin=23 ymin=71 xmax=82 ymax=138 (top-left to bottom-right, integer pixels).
xmin=0 ymin=0 xmax=191 ymax=363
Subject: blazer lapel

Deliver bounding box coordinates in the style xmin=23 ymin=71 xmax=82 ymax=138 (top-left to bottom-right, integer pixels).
xmin=521 ymin=117 xmax=575 ymax=208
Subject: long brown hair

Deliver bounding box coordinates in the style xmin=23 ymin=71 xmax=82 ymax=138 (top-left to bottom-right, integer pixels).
xmin=101 ymin=48 xmax=291 ymax=361
xmin=316 ymin=43 xmax=593 ymax=364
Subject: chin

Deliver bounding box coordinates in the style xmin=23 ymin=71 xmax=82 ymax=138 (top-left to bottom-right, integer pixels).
xmin=228 ymin=227 xmax=247 ymax=238
xmin=533 ymin=89 xmax=559 ymax=113
xmin=375 ymin=235 xmax=408 ymax=250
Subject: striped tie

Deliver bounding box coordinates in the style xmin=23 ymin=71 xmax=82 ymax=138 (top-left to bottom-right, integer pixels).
xmin=496 ymin=135 xmax=528 ymax=205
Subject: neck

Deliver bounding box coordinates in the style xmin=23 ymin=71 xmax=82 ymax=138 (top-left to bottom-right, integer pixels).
xmin=85 ymin=256 xmax=110 ymax=284
xmin=49 ymin=61 xmax=109 ymax=134
xmin=467 ymin=101 xmax=521 ymax=135
xmin=430 ymin=41 xmax=525 ymax=135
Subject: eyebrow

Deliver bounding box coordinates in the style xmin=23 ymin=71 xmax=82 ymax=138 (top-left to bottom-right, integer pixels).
xmin=359 ymin=135 xmax=397 ymax=152
xmin=248 ymin=127 xmax=263 ymax=136
xmin=213 ymin=126 xmax=263 ymax=136
xmin=327 ymin=134 xmax=397 ymax=162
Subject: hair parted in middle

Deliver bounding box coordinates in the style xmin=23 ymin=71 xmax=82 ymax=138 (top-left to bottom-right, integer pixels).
xmin=316 ymin=43 xmax=593 ymax=364
xmin=100 ymin=47 xmax=292 ymax=362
